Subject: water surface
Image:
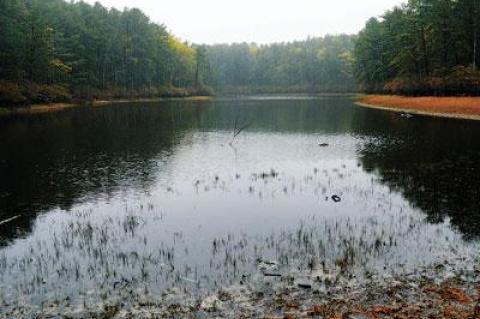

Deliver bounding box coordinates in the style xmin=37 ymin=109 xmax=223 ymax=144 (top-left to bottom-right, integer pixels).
xmin=0 ymin=96 xmax=479 ymax=307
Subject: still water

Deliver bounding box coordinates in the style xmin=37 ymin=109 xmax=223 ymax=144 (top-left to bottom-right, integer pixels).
xmin=0 ymin=96 xmax=479 ymax=307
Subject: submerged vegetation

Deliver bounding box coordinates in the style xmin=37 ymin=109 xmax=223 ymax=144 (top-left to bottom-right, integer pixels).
xmin=1 ymin=97 xmax=480 ymax=317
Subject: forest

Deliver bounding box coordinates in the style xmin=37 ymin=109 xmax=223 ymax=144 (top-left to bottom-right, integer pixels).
xmin=355 ymin=0 xmax=480 ymax=95
xmin=0 ymin=0 xmax=213 ymax=106
xmin=205 ymin=36 xmax=356 ymax=94
xmin=1 ymin=0 xmax=480 ymax=106
xmin=0 ymin=0 xmax=355 ymax=106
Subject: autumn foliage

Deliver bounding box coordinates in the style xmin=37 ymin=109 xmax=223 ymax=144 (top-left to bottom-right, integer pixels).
xmin=358 ymin=95 xmax=480 ymax=118
xmin=383 ymin=67 xmax=480 ymax=96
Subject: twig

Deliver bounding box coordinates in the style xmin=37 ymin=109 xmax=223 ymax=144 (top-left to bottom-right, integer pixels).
xmin=233 ymin=122 xmax=251 ymax=139
xmin=230 ymin=116 xmax=252 ymax=144
xmin=0 ymin=215 xmax=21 ymax=226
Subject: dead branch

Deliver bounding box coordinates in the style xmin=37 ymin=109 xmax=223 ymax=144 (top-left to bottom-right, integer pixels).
xmin=0 ymin=215 xmax=21 ymax=226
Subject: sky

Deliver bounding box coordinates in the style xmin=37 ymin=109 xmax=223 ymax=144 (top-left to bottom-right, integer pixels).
xmin=83 ymin=0 xmax=405 ymax=44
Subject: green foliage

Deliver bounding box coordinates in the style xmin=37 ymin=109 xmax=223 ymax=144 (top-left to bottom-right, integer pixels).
xmin=205 ymin=35 xmax=357 ymax=93
xmin=0 ymin=0 xmax=211 ymax=106
xmin=8 ymin=0 xmax=479 ymax=101
xmin=0 ymin=81 xmax=27 ymax=105
xmin=27 ymin=83 xmax=73 ymax=103
xmin=383 ymin=67 xmax=480 ymax=96
xmin=354 ymin=0 xmax=480 ymax=95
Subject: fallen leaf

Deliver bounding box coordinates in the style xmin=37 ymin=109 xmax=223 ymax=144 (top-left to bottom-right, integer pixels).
xmin=440 ymin=288 xmax=473 ymax=304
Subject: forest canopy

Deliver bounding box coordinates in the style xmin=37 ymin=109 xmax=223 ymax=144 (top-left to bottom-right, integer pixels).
xmin=0 ymin=0 xmax=212 ymax=106
xmin=354 ymin=0 xmax=480 ymax=96
xmin=1 ymin=0 xmax=480 ymax=106
xmin=204 ymin=35 xmax=356 ymax=94
xmin=0 ymin=0 xmax=356 ymax=106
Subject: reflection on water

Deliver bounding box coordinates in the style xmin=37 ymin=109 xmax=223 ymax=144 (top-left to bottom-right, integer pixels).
xmin=0 ymin=96 xmax=479 ymax=308
xmin=358 ymin=116 xmax=480 ymax=239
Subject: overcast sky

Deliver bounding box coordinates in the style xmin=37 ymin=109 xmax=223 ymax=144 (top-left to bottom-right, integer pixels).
xmin=83 ymin=0 xmax=405 ymax=44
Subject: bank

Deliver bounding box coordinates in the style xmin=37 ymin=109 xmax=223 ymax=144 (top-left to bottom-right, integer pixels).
xmin=356 ymin=95 xmax=480 ymax=121
xmin=0 ymin=96 xmax=214 ymax=117
xmin=2 ymin=261 xmax=479 ymax=318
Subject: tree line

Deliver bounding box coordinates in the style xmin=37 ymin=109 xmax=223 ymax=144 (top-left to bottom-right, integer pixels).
xmin=354 ymin=0 xmax=480 ymax=95
xmin=204 ymin=35 xmax=356 ymax=94
xmin=0 ymin=0 xmax=357 ymax=106
xmin=0 ymin=0 xmax=213 ymax=106
xmin=2 ymin=0 xmax=480 ymax=106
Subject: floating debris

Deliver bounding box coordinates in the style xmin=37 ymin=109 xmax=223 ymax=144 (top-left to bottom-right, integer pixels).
xmin=400 ymin=112 xmax=413 ymax=119
xmin=180 ymin=276 xmax=199 ymax=284
xmin=297 ymin=282 xmax=312 ymax=289
xmin=331 ymin=195 xmax=342 ymax=203
xmin=263 ymin=272 xmax=282 ymax=277
xmin=0 ymin=215 xmax=21 ymax=226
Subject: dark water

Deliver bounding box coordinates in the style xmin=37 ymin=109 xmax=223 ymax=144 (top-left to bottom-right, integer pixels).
xmin=0 ymin=96 xmax=479 ymax=306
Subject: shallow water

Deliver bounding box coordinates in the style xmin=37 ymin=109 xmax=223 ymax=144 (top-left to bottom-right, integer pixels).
xmin=0 ymin=96 xmax=479 ymax=307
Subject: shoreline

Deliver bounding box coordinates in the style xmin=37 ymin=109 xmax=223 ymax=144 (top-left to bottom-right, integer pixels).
xmin=2 ymin=261 xmax=479 ymax=318
xmin=0 ymin=96 xmax=214 ymax=117
xmin=0 ymin=93 xmax=358 ymax=117
xmin=356 ymin=95 xmax=480 ymax=121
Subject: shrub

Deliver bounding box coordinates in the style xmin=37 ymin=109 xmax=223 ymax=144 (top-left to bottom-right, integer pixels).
xmin=158 ymin=85 xmax=190 ymax=98
xmin=188 ymin=85 xmax=215 ymax=96
xmin=24 ymin=83 xmax=73 ymax=103
xmin=384 ymin=68 xmax=480 ymax=96
xmin=0 ymin=81 xmax=27 ymax=106
xmin=38 ymin=84 xmax=72 ymax=103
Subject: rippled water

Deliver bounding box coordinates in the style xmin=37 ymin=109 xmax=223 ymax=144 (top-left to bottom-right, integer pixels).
xmin=0 ymin=96 xmax=479 ymax=307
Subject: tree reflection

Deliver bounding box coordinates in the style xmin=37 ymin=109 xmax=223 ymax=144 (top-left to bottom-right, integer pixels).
xmin=358 ymin=115 xmax=480 ymax=240
xmin=0 ymin=101 xmax=210 ymax=244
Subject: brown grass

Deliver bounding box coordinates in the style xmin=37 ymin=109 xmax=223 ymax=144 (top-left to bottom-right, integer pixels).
xmin=357 ymin=95 xmax=480 ymax=120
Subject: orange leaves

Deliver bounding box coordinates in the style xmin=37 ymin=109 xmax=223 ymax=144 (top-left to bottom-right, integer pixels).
xmin=306 ymin=305 xmax=328 ymax=316
xmin=357 ymin=95 xmax=480 ymax=119
xmin=371 ymin=305 xmax=399 ymax=315
xmin=439 ymin=287 xmax=474 ymax=304
xmin=425 ymin=286 xmax=474 ymax=304
xmin=306 ymin=304 xmax=344 ymax=318
xmin=442 ymin=305 xmax=472 ymax=319
xmin=261 ymin=282 xmax=479 ymax=319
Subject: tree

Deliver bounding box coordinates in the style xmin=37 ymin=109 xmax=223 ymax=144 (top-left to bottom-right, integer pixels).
xmin=354 ymin=0 xmax=480 ymax=95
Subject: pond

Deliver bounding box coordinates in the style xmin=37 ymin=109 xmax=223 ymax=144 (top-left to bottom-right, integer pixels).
xmin=0 ymin=96 xmax=479 ymax=308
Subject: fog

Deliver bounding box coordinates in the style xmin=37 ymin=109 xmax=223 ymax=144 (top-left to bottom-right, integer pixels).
xmin=82 ymin=0 xmax=404 ymax=44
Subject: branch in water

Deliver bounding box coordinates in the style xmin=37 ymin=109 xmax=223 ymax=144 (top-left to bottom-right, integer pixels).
xmin=230 ymin=119 xmax=252 ymax=144
xmin=234 ymin=122 xmax=251 ymax=139
xmin=0 ymin=215 xmax=21 ymax=226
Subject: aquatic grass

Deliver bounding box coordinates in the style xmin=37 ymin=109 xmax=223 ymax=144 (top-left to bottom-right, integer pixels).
xmin=0 ymin=163 xmax=477 ymax=313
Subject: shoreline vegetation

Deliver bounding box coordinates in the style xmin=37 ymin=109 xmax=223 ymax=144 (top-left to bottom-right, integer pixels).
xmin=0 ymin=92 xmax=359 ymax=117
xmin=0 ymin=95 xmax=214 ymax=117
xmin=357 ymin=95 xmax=480 ymax=121
xmin=3 ymin=260 xmax=480 ymax=318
